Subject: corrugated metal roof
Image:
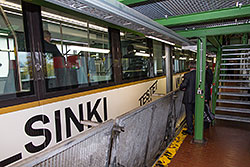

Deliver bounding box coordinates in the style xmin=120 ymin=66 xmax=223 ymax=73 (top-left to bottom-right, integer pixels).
xmin=131 ymin=0 xmax=250 ymax=20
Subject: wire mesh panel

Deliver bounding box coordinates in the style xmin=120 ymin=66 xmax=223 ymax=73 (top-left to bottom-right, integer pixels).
xmin=145 ymin=94 xmax=174 ymax=166
xmin=12 ymin=120 xmax=114 ymax=167
xmin=174 ymin=90 xmax=185 ymax=122
xmin=111 ymin=105 xmax=154 ymax=167
xmin=110 ymin=90 xmax=184 ymax=167
xmin=132 ymin=0 xmax=250 ymax=20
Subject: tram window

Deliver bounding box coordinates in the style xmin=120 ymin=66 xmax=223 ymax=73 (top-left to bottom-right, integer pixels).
xmin=0 ymin=0 xmax=33 ymax=98
xmin=173 ymin=47 xmax=196 ymax=74
xmin=42 ymin=8 xmax=112 ymax=91
xmin=179 ymin=60 xmax=182 ymax=72
xmin=121 ymin=32 xmax=151 ymax=80
xmin=153 ymin=40 xmax=164 ymax=76
xmin=174 ymin=59 xmax=179 ymax=73
xmin=182 ymin=61 xmax=185 ymax=72
xmin=88 ymin=29 xmax=111 ymax=83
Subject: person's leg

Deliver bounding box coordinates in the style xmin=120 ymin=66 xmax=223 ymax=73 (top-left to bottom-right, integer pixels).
xmin=190 ymin=103 xmax=195 ymax=131
xmin=185 ymin=103 xmax=193 ymax=133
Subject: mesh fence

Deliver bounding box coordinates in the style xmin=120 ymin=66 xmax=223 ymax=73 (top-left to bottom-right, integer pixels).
xmin=14 ymin=120 xmax=114 ymax=167
xmin=12 ymin=90 xmax=185 ymax=167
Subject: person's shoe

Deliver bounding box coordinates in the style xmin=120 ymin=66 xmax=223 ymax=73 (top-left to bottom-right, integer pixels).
xmin=182 ymin=130 xmax=193 ymax=135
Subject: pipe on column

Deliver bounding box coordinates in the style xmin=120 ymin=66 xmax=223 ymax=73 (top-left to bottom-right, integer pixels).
xmin=194 ymin=36 xmax=206 ymax=143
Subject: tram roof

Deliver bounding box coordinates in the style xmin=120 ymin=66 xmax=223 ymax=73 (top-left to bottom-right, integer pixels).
xmin=30 ymin=0 xmax=191 ymax=46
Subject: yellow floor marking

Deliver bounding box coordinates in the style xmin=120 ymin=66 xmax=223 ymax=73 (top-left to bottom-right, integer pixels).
xmin=153 ymin=127 xmax=188 ymax=167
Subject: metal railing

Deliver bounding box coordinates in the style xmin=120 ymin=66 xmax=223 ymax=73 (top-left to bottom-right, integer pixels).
xmin=12 ymin=90 xmax=185 ymax=167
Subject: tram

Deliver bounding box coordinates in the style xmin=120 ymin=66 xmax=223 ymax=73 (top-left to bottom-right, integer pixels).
xmin=0 ymin=0 xmax=194 ymax=166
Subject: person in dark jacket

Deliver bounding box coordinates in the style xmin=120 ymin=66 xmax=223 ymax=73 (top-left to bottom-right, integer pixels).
xmin=205 ymin=62 xmax=213 ymax=103
xmin=44 ymin=30 xmax=62 ymax=57
xmin=180 ymin=61 xmax=196 ymax=135
xmin=204 ymin=62 xmax=213 ymax=129
xmin=43 ymin=30 xmax=66 ymax=87
xmin=123 ymin=45 xmax=146 ymax=79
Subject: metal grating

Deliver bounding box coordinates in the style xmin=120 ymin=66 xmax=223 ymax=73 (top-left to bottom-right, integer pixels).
xmin=131 ymin=0 xmax=250 ymax=20
xmin=171 ymin=18 xmax=250 ymax=31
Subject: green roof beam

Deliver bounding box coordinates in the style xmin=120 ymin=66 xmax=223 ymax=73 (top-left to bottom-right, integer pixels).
xmin=155 ymin=5 xmax=250 ymax=27
xmin=118 ymin=0 xmax=148 ymax=5
xmin=207 ymin=46 xmax=218 ymax=53
xmin=177 ymin=24 xmax=250 ymax=38
xmin=207 ymin=36 xmax=221 ymax=49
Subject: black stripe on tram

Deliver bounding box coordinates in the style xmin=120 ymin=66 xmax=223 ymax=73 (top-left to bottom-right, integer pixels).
xmin=0 ymin=153 xmax=22 ymax=167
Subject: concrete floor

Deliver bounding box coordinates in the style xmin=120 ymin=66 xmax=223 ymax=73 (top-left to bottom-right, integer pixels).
xmin=169 ymin=120 xmax=250 ymax=167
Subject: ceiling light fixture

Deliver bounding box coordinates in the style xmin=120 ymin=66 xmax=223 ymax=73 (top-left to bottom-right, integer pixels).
xmin=147 ymin=36 xmax=175 ymax=46
xmin=104 ymin=15 xmax=113 ymax=19
xmin=123 ymin=22 xmax=132 ymax=26
xmin=0 ymin=33 xmax=8 ymax=36
xmin=137 ymin=27 xmax=145 ymax=30
xmin=135 ymin=52 xmax=150 ymax=57
xmin=67 ymin=45 xmax=110 ymax=54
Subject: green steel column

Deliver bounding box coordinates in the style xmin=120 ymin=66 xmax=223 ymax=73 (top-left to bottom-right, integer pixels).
xmin=212 ymin=47 xmax=222 ymax=115
xmin=194 ymin=36 xmax=206 ymax=142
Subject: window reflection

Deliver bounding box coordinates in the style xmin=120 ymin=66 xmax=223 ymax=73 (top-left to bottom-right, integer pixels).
xmin=121 ymin=33 xmax=151 ymax=80
xmin=153 ymin=40 xmax=164 ymax=76
xmin=42 ymin=9 xmax=112 ymax=91
xmin=0 ymin=1 xmax=33 ymax=98
xmin=173 ymin=47 xmax=196 ymax=74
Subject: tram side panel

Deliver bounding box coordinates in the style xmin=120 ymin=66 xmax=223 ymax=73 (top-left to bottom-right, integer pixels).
xmin=0 ymin=78 xmax=166 ymax=166
xmin=173 ymin=73 xmax=185 ymax=90
xmin=155 ymin=77 xmax=166 ymax=94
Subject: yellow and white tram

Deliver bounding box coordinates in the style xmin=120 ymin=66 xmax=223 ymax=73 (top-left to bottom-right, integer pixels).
xmin=0 ymin=0 xmax=194 ymax=166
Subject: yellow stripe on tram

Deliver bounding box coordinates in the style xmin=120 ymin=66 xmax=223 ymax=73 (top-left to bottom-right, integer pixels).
xmin=153 ymin=127 xmax=188 ymax=167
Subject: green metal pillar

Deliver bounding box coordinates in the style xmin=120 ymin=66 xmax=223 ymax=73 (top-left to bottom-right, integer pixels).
xmin=212 ymin=47 xmax=222 ymax=115
xmin=194 ymin=36 xmax=206 ymax=142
